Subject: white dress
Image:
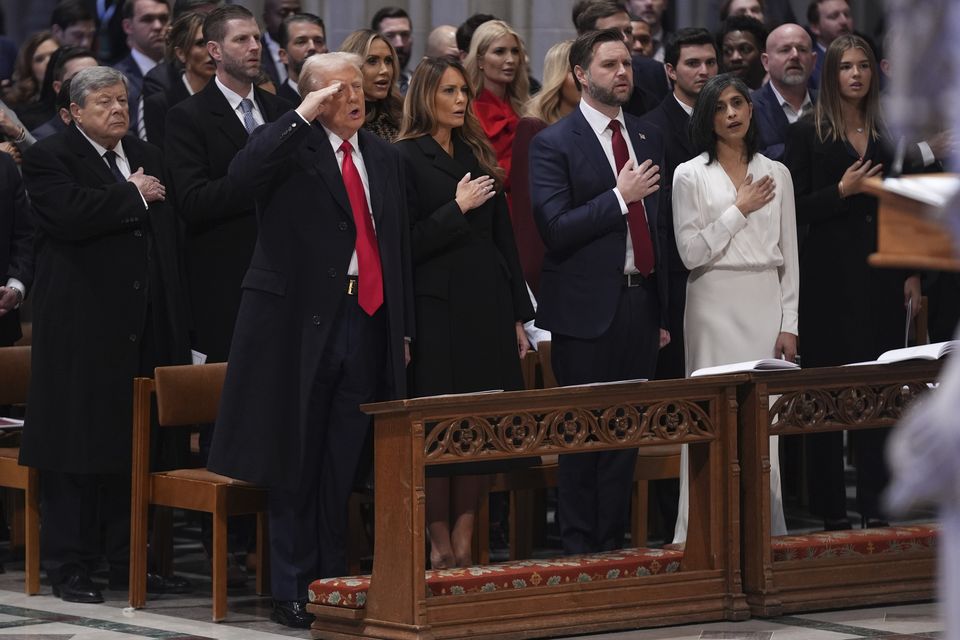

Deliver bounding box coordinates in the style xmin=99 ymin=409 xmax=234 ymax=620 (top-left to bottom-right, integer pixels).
xmin=671 ymin=151 xmax=799 ymax=543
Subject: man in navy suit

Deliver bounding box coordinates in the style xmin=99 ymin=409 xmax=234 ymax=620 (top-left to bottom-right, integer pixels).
xmin=531 ymin=29 xmax=669 ymax=554
xmin=752 ymin=23 xmax=817 ymax=161
xmin=112 ymin=0 xmax=170 ymax=137
xmin=208 ymin=52 xmax=412 ymax=628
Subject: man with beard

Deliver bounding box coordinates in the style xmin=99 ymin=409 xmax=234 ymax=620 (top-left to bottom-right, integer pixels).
xmin=276 ymin=13 xmax=326 ymax=104
xmin=752 ymin=23 xmax=816 ymax=161
xmin=113 ymin=0 xmax=170 ymax=137
xmin=165 ymin=5 xmax=290 ymax=368
xmin=718 ymin=14 xmax=767 ymax=90
xmin=372 ymin=6 xmax=412 ymax=93
xmin=807 ymin=0 xmax=852 ymax=89
xmin=530 ymin=29 xmax=668 ymax=554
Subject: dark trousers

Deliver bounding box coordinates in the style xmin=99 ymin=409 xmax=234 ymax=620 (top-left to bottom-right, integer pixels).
xmin=552 ymin=278 xmax=660 ymax=554
xmin=806 ymin=429 xmax=890 ymax=522
xmin=268 ymin=296 xmax=387 ymax=600
xmin=40 ymin=470 xmax=130 ymax=584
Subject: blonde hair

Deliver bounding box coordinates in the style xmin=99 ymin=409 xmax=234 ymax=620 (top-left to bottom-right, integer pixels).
xmin=339 ymin=29 xmax=402 ymax=130
xmin=813 ymin=34 xmax=882 ymax=144
xmin=524 ymin=40 xmax=575 ymax=124
xmin=463 ymin=20 xmax=530 ymax=115
xmin=397 ymin=57 xmax=504 ymax=184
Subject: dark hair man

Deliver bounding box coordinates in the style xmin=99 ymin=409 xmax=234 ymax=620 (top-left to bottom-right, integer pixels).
xmin=276 ymin=13 xmax=326 ymax=103
xmin=372 ymin=6 xmax=412 ymax=92
xmin=530 ymin=29 xmax=668 ymax=555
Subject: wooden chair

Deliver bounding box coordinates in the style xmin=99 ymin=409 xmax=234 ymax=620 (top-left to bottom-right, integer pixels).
xmin=0 ymin=345 xmax=39 ymax=595
xmin=129 ymin=363 xmax=269 ymax=621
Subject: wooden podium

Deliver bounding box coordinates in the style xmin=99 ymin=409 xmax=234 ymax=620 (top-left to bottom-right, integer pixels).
xmin=864 ymin=174 xmax=960 ymax=271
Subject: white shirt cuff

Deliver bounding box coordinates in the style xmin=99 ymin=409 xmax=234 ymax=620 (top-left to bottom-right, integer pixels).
xmin=918 ymin=141 xmax=936 ymax=167
xmin=612 ymin=188 xmax=629 ymax=214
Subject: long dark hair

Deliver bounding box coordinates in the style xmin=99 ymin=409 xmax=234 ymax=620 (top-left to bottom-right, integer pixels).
xmin=689 ymin=73 xmax=759 ymax=164
xmin=397 ymin=56 xmax=504 ymax=183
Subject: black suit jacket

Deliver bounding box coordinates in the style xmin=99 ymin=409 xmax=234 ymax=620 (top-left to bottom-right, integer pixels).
xmin=207 ymin=111 xmax=413 ymax=490
xmin=625 ymin=54 xmax=669 ymax=117
xmin=164 ymin=80 xmax=291 ymax=361
xmin=19 ymin=125 xmax=189 ymax=473
xmin=752 ymin=82 xmax=816 ymax=162
xmin=143 ymin=76 xmax=191 ymax=148
xmin=531 ymin=107 xmax=668 ymax=340
xmin=0 ymin=153 xmax=32 ymax=346
xmin=113 ymin=54 xmax=145 ymax=136
xmin=277 ymin=80 xmax=300 ymax=106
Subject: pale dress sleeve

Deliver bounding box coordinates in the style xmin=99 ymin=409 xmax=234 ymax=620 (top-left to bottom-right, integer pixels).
xmin=672 ymin=160 xmax=748 ymax=270
xmin=775 ymin=162 xmax=799 ymax=335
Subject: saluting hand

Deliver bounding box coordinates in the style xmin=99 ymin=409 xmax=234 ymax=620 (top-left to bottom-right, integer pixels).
xmin=295 ymin=81 xmax=344 ymax=122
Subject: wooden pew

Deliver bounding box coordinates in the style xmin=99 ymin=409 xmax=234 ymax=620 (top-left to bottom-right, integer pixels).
xmin=738 ymin=362 xmax=941 ymax=617
xmin=309 ymin=377 xmax=749 ymax=639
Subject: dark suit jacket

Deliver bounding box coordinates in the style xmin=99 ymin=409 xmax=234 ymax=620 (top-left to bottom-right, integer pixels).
xmin=0 ymin=153 xmax=33 ymax=346
xmin=113 ymin=54 xmax=145 ymax=136
xmin=277 ymin=80 xmax=300 ymax=105
xmin=531 ymin=107 xmax=668 ymax=340
xmin=31 ymin=115 xmax=67 ymax=141
xmin=19 ymin=125 xmax=189 ymax=473
xmin=142 ymin=60 xmax=177 ymax=101
xmin=752 ymin=82 xmax=816 ymax=162
xmin=164 ymin=80 xmax=291 ymax=361
xmin=143 ymin=76 xmax=191 ymax=148
xmin=260 ymin=34 xmax=282 ymax=87
xmin=207 ymin=111 xmax=413 ymax=490
xmin=625 ymin=54 xmax=669 ymax=117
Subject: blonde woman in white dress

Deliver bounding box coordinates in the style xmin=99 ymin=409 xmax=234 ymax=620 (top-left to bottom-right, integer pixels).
xmin=671 ymin=74 xmax=799 ymax=543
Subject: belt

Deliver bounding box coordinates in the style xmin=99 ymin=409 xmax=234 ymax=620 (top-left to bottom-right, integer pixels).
xmin=623 ymin=272 xmax=652 ymax=287
xmin=346 ymin=275 xmax=359 ymax=295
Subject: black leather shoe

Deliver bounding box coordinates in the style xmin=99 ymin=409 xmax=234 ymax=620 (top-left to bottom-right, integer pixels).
xmin=53 ymin=572 xmax=104 ymax=603
xmin=109 ymin=572 xmax=192 ymax=594
xmin=823 ymin=518 xmax=852 ymax=531
xmin=862 ymin=518 xmax=890 ymax=529
xmin=271 ymin=600 xmax=315 ymax=629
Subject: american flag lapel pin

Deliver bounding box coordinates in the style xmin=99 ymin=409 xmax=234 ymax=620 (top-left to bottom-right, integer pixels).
xmin=637 ymin=132 xmax=646 ymax=141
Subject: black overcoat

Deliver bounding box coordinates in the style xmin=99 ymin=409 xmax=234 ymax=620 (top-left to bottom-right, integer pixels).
xmin=19 ymin=125 xmax=189 ymax=473
xmin=207 ymin=111 xmax=414 ymax=491
xmin=396 ymin=134 xmax=533 ymax=396
xmin=0 ymin=152 xmax=32 ymax=346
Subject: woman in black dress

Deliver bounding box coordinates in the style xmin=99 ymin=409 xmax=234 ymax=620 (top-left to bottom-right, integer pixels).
xmin=784 ymin=34 xmax=921 ymax=529
xmin=395 ymin=57 xmax=533 ymax=568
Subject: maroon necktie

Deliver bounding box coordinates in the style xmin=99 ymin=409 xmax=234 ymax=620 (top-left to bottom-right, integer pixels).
xmin=339 ymin=140 xmax=383 ymax=315
xmin=608 ymin=119 xmax=654 ymax=276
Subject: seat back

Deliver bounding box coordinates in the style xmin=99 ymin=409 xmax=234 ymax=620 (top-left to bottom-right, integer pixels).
xmin=153 ymin=363 xmax=228 ymax=427
xmin=0 ymin=346 xmax=30 ymax=405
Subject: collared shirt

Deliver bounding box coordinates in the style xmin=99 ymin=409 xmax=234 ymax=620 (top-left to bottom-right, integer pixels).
xmin=129 ymin=47 xmax=158 ymax=77
xmin=322 ymin=125 xmax=375 ymax=277
xmin=76 ymin=125 xmax=149 ymax=209
xmin=285 ymin=78 xmax=300 ymax=97
xmin=769 ymin=82 xmax=812 ymax=124
xmin=214 ymin=76 xmax=264 ymax=130
xmin=180 ymin=73 xmax=197 ymax=96
xmin=579 ymin=99 xmax=645 ymax=275
xmin=674 ymin=94 xmax=694 ymax=117
xmin=262 ymin=32 xmax=288 ymax=86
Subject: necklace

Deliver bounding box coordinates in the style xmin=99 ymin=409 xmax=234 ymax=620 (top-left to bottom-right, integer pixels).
xmin=855 ymin=127 xmax=864 ymax=133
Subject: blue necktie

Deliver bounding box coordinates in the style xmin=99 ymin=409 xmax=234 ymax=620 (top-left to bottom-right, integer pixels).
xmin=239 ymin=98 xmax=257 ymax=134
xmin=103 ymin=150 xmax=125 ymax=183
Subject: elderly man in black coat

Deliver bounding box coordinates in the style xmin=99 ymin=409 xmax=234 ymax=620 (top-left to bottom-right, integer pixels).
xmin=207 ymin=52 xmax=413 ymax=629
xmin=19 ymin=66 xmax=190 ymax=604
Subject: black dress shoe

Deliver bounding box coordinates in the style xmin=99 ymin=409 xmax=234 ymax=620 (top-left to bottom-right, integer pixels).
xmin=108 ymin=572 xmax=192 ymax=594
xmin=823 ymin=518 xmax=852 ymax=531
xmin=271 ymin=600 xmax=315 ymax=629
xmin=862 ymin=518 xmax=890 ymax=529
xmin=53 ymin=572 xmax=104 ymax=603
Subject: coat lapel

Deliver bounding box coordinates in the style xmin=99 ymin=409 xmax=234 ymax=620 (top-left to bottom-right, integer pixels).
xmin=200 ymin=82 xmax=248 ymax=151
xmin=664 ymin=97 xmax=695 ymax=157
xmin=570 ymin=108 xmax=615 ymax=187
xmin=358 ymin=129 xmax=386 ymax=225
xmin=65 ymin=125 xmax=117 ymax=186
xmin=301 ymin=124 xmax=352 ymax=221
xmin=413 ymin=134 xmax=467 ymax=182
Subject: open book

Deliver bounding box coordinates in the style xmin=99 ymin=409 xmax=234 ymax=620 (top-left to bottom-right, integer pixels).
xmin=691 ymin=359 xmax=799 ymax=377
xmin=878 ymin=341 xmax=958 ymax=364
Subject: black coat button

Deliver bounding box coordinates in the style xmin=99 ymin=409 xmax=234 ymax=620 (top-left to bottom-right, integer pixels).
xmin=129 ymin=334 xmax=137 ymax=342
xmin=312 ymin=315 xmax=321 ymax=325
xmin=133 ymin=280 xmax=141 ymax=290
xmin=133 ymin=229 xmax=143 ymax=238
xmin=338 ymin=221 xmax=348 ymax=231
xmin=327 ymin=268 xmax=336 ymax=278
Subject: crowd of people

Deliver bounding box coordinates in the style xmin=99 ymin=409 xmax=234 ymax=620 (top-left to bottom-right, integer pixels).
xmin=0 ymin=0 xmax=956 ymax=631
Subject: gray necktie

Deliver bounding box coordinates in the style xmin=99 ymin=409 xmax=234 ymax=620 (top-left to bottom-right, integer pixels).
xmin=239 ymin=98 xmax=257 ymax=134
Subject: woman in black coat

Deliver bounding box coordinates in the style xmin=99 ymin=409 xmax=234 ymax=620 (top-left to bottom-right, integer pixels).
xmin=784 ymin=34 xmax=920 ymax=530
xmin=395 ymin=57 xmax=533 ymax=569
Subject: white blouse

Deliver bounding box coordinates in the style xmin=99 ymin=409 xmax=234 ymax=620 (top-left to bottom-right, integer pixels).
xmin=673 ymin=151 xmax=799 ymax=335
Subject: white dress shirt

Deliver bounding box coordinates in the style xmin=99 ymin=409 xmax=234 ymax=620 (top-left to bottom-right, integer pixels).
xmin=578 ymin=99 xmax=647 ymax=275
xmin=769 ymin=82 xmax=812 ymax=124
xmin=215 ymin=76 xmax=264 ymax=130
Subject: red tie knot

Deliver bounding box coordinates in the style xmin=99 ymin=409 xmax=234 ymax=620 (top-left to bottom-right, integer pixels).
xmin=339 ymin=139 xmax=353 ymax=155
xmin=608 ymin=119 xmax=622 ymax=133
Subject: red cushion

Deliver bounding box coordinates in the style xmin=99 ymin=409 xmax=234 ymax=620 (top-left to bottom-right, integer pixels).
xmin=308 ymin=547 xmax=684 ymax=610
xmin=771 ymin=524 xmax=938 ymax=562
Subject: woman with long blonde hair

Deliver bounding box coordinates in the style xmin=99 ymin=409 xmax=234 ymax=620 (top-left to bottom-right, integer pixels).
xmin=508 ymin=40 xmax=580 ymax=294
xmin=396 ymin=57 xmax=533 ymax=568
xmin=463 ymin=20 xmax=530 ymax=193
xmin=339 ymin=29 xmax=403 ymax=141
xmin=785 ymin=34 xmax=921 ymax=530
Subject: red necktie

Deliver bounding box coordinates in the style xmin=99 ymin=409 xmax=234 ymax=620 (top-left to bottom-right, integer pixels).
xmin=608 ymin=119 xmax=654 ymax=276
xmin=339 ymin=140 xmax=383 ymax=315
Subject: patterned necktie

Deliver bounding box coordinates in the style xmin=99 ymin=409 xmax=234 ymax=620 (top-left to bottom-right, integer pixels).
xmin=103 ymin=150 xmax=126 ymax=183
xmin=339 ymin=140 xmax=383 ymax=315
xmin=608 ymin=119 xmax=654 ymax=276
xmin=239 ymin=98 xmax=257 ymax=134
